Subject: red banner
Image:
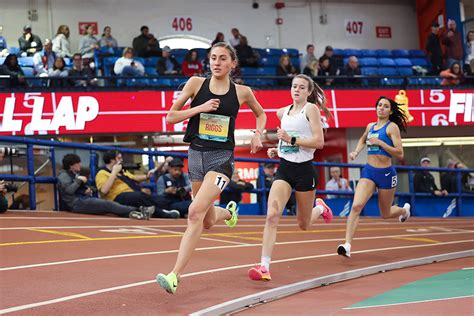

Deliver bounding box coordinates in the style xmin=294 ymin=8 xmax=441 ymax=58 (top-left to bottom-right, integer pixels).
xmin=0 ymin=89 xmax=472 ymax=136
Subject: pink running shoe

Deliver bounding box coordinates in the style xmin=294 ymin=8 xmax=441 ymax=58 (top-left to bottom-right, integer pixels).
xmin=316 ymin=198 xmax=333 ymax=224
xmin=248 ymin=265 xmax=271 ymax=281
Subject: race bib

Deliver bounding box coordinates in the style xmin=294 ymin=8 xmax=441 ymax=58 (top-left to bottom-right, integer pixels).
xmin=198 ymin=113 xmax=230 ymax=142
xmin=367 ymin=133 xmax=380 ymax=151
xmin=279 ymin=131 xmax=300 ymax=154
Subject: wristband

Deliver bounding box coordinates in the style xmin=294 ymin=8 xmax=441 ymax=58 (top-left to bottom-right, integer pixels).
xmin=290 ymin=136 xmax=297 ymax=146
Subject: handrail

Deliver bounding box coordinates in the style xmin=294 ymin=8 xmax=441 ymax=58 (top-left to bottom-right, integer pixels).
xmin=0 ymin=135 xmax=472 ymax=214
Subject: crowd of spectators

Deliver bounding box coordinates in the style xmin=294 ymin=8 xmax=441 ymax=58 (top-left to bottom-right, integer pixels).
xmin=0 ymin=22 xmax=473 ymax=88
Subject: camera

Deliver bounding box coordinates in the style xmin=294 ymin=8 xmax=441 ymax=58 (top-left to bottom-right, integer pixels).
xmin=5 ymin=183 xmax=18 ymax=193
xmin=0 ymin=147 xmax=22 ymax=157
xmin=177 ymin=187 xmax=188 ymax=199
xmin=121 ymin=163 xmax=142 ymax=171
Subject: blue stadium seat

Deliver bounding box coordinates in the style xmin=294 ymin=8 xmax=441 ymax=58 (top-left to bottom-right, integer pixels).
xmin=171 ymin=49 xmax=188 ymax=57
xmin=240 ymin=67 xmax=259 ymax=76
xmin=194 ymin=48 xmax=208 ymax=59
xmin=359 ymin=57 xmax=378 ymax=67
xmin=332 ymin=48 xmax=344 ymax=56
xmin=394 ymin=58 xmax=412 ymax=67
xmin=359 ymin=49 xmax=377 ymax=57
xmin=391 ymin=49 xmax=410 ymax=57
xmin=264 ymin=48 xmax=284 ymax=57
xmin=244 ymin=78 xmax=275 ymax=87
xmin=64 ymin=57 xmax=71 ymax=67
xmin=379 ymin=67 xmax=398 ymax=76
xmin=260 ymin=56 xmax=280 ymax=67
xmin=409 ymin=49 xmax=426 ymax=58
xmin=99 ymin=46 xmax=114 ymax=55
xmin=361 ymin=67 xmax=379 ymax=76
xmin=290 ymin=57 xmax=300 ymax=67
xmin=408 ymin=77 xmax=441 ymax=85
xmin=411 ymin=58 xmax=429 ymax=67
xmin=145 ymin=67 xmax=158 ymax=76
xmin=18 ymin=57 xmax=34 ymax=67
xmin=253 ymin=48 xmax=267 ymax=58
xmin=397 ymin=67 xmax=413 ymax=76
xmin=144 ymin=57 xmax=158 ymax=67
xmin=175 ymin=55 xmax=185 ymax=65
xmin=282 ymin=48 xmax=299 ymax=57
xmin=343 ymin=49 xmax=359 ymax=57
xmin=8 ymin=47 xmax=20 ymax=55
xmin=21 ymin=66 xmax=34 ymax=77
xmin=103 ymin=57 xmax=119 ymax=76
xmin=343 ymin=57 xmax=349 ymax=66
xmin=149 ymin=78 xmax=173 ymax=86
xmin=382 ymin=78 xmax=404 ymax=85
xmin=260 ymin=67 xmax=276 ymax=76
xmin=375 ymin=49 xmax=392 ymax=57
xmin=114 ymin=47 xmax=126 ymax=57
xmin=378 ymin=58 xmax=396 ymax=67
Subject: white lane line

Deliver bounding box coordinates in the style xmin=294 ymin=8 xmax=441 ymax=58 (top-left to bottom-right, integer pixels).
xmin=139 ymin=227 xmax=248 ymax=245
xmin=0 ymin=240 xmax=472 ymax=315
xmin=1 ymin=221 xmax=472 ymax=230
xmin=343 ymin=295 xmax=474 ymax=310
xmin=0 ymin=232 xmax=471 ymax=272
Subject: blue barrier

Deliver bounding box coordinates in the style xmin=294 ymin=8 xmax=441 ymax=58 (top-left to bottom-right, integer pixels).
xmin=0 ymin=135 xmax=473 ymax=216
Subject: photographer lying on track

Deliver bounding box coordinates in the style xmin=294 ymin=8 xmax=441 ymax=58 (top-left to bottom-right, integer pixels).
xmin=58 ymin=153 xmax=154 ymax=219
xmin=95 ymin=150 xmax=180 ymax=219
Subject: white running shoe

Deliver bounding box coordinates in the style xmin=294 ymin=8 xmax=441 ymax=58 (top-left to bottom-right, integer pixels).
xmin=399 ymin=203 xmax=411 ymax=223
xmin=337 ymin=243 xmax=351 ymax=258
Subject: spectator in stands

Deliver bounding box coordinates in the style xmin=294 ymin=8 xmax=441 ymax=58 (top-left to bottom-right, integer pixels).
xmin=114 ymin=47 xmax=145 ymax=77
xmin=426 ymin=21 xmax=443 ymax=74
xmin=58 ymin=153 xmax=153 ymax=219
xmin=229 ymin=28 xmax=242 ymax=47
xmin=156 ymin=46 xmax=181 ymax=75
xmin=319 ymin=45 xmax=339 ymax=73
xmin=0 ymin=54 xmax=26 ymax=87
xmin=133 ymin=26 xmax=161 ymax=58
xmin=78 ymin=24 xmax=99 ymax=65
xmin=441 ymin=159 xmax=457 ymax=193
xmin=52 ymin=25 xmax=72 ymax=58
xmin=317 ymin=56 xmax=336 ymax=86
xmin=442 ymin=19 xmax=463 ymax=68
xmin=257 ymin=162 xmax=275 ymax=203
xmin=152 ymin=156 xmax=174 ymax=179
xmin=340 ymin=56 xmax=361 ymax=86
xmin=235 ymin=36 xmax=258 ymax=67
xmin=303 ymin=59 xmax=318 ymax=77
xmin=465 ymin=59 xmax=474 ymax=85
xmin=220 ymin=169 xmax=254 ymax=205
xmin=100 ymin=26 xmax=118 ymax=49
xmin=33 ymin=39 xmax=56 ymax=77
xmin=211 ymin=32 xmax=225 ymax=46
xmin=414 ymin=157 xmax=448 ymax=196
xmin=301 ymin=44 xmax=317 ymax=70
xmin=276 ymin=54 xmax=298 ymax=86
xmin=0 ymin=179 xmax=7 ymax=214
xmin=457 ymin=163 xmax=473 ymax=193
xmin=440 ymin=62 xmax=464 ymax=86
xmin=95 ymin=150 xmax=180 ymax=219
xmin=182 ymin=49 xmax=203 ymax=77
xmin=325 ymin=167 xmax=352 ymax=199
xmin=48 ymin=57 xmax=69 ymax=87
xmin=157 ymin=158 xmax=192 ymax=218
xmin=18 ymin=24 xmax=42 ymax=56
xmin=464 ymin=31 xmax=474 ymax=71
xmin=0 ymin=30 xmax=7 ymax=56
xmin=68 ymin=53 xmax=95 ymax=87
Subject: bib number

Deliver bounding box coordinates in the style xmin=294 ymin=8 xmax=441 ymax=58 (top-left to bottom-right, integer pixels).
xmin=215 ymin=175 xmax=228 ymax=191
xmin=198 ymin=113 xmax=230 ymax=142
xmin=367 ymin=133 xmax=380 ymax=151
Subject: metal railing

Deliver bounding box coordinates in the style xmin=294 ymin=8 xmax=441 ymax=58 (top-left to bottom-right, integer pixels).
xmin=0 ymin=135 xmax=473 ymax=215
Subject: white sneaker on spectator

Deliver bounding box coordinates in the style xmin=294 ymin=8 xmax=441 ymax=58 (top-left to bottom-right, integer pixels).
xmin=162 ymin=209 xmax=180 ymax=219
xmin=399 ymin=203 xmax=411 ymax=223
xmin=139 ymin=206 xmax=155 ymax=220
xmin=129 ymin=210 xmax=146 ymax=220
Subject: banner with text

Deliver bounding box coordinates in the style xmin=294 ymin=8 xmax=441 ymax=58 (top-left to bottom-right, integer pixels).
xmin=0 ymin=89 xmax=472 ymax=135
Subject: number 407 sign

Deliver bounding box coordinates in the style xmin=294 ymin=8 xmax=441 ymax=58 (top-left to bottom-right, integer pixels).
xmin=344 ymin=19 xmax=365 ymax=37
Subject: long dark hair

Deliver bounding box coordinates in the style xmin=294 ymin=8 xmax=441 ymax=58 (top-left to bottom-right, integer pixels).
xmin=375 ymin=96 xmax=408 ymax=133
xmin=293 ymin=74 xmax=331 ymax=118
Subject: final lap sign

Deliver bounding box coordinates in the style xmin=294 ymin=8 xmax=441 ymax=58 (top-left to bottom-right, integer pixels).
xmin=0 ymin=89 xmax=473 ymax=136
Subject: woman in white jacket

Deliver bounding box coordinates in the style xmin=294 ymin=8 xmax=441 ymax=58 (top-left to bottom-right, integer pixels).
xmin=114 ymin=47 xmax=144 ymax=76
xmin=52 ymin=25 xmax=73 ymax=58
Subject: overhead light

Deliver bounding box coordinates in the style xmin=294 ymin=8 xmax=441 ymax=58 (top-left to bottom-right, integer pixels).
xmin=403 ymin=137 xmax=474 ymax=147
xmin=403 ymin=141 xmax=442 ymax=147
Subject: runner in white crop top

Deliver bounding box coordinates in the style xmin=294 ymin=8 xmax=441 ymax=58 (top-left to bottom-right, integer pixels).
xmin=248 ymin=74 xmax=334 ymax=282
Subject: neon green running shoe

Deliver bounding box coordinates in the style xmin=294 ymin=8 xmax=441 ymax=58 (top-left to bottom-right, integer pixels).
xmin=224 ymin=201 xmax=238 ymax=228
xmin=156 ymin=272 xmax=178 ymax=294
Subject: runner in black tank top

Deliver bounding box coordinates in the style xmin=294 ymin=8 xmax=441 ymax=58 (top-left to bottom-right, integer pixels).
xmin=156 ymin=42 xmax=266 ymax=294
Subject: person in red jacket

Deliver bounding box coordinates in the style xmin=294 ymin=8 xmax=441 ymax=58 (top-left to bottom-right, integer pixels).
xmin=181 ymin=49 xmax=203 ymax=77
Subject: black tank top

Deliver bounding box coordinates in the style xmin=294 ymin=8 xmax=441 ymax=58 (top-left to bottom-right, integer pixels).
xmin=183 ymin=78 xmax=240 ymax=150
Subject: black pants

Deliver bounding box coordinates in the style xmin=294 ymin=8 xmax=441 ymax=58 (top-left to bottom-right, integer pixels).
xmin=114 ymin=191 xmax=173 ymax=218
xmin=72 ymin=197 xmax=135 ymax=217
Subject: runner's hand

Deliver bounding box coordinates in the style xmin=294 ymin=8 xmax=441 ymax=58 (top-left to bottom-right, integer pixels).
xmin=349 ymin=151 xmax=358 ymax=160
xmin=267 ymin=148 xmax=278 ymax=158
xmin=200 ymin=99 xmax=220 ymax=113
xmin=276 ymin=127 xmax=290 ymax=143
xmin=250 ymin=133 xmax=263 ymax=154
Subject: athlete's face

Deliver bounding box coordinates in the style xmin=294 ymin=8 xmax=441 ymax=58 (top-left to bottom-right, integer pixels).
xmin=291 ymin=77 xmax=311 ymax=103
xmin=210 ymin=47 xmax=236 ymax=78
xmin=376 ymin=98 xmax=392 ymax=119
